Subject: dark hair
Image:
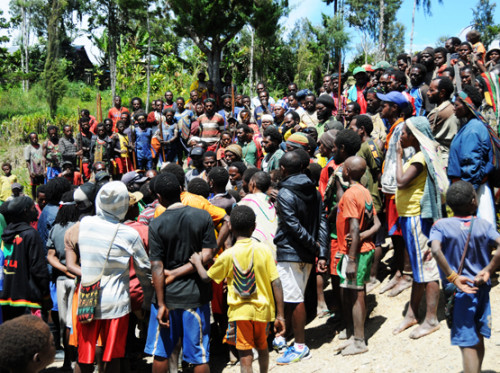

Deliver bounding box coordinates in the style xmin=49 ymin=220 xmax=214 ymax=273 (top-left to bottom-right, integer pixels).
xmin=1 ymin=162 xmax=11 ymax=170
xmin=161 ymin=164 xmax=185 ymax=188
xmin=397 ymin=53 xmax=409 ymax=61
xmin=230 ymin=205 xmax=255 ymax=234
xmin=53 ymin=191 xmax=79 ymax=227
xmin=242 ymin=168 xmax=260 ymax=185
xmin=187 ymin=178 xmax=210 ymax=199
xmin=47 ymin=125 xmax=58 ymax=134
xmin=79 ymin=116 xmax=90 ymax=125
xmin=459 ymin=41 xmax=472 ymax=51
xmin=391 ymin=70 xmax=407 ymax=85
xmin=347 ymin=101 xmax=361 ymax=114
xmin=411 ymin=63 xmax=427 ymax=76
xmin=460 ymin=84 xmax=483 ymax=108
xmin=286 ymin=110 xmax=300 ymax=122
xmin=306 ymin=134 xmax=317 ymax=156
xmin=36 ymin=184 xmax=47 ymax=196
xmin=229 ymin=161 xmax=247 ymax=175
xmin=442 ymin=67 xmax=455 ymax=78
xmin=461 ymin=65 xmax=474 ymax=74
xmin=176 ymin=97 xmax=185 ymax=103
xmin=305 ymin=93 xmax=317 ymax=100
xmin=130 ymin=97 xmax=142 ymax=106
xmin=294 ymin=148 xmax=311 ymax=170
xmin=140 ymin=182 xmax=154 ymax=205
xmin=279 ymin=151 xmax=302 ymax=174
xmin=135 ymin=110 xmax=147 ymax=119
xmin=203 ymin=151 xmax=216 ymax=160
xmin=103 ymin=118 xmax=113 ymax=125
xmin=446 ymin=180 xmax=475 ymax=213
xmin=434 ymin=47 xmax=448 ymax=56
xmin=81 ymin=109 xmax=90 ymax=116
xmin=263 ymin=126 xmax=282 ymax=143
xmin=448 ymin=37 xmax=461 ymax=46
xmin=288 ymin=92 xmax=298 ymax=100
xmin=0 ymin=315 xmax=52 ymax=371
xmin=237 ymin=124 xmax=253 ymax=134
xmin=307 ymin=163 xmax=322 ymax=186
xmin=434 ymin=77 xmax=454 ymax=98
xmin=335 ymin=129 xmax=362 ymax=157
xmin=250 ymin=171 xmax=271 ymax=193
xmin=45 ymin=177 xmax=71 ymax=204
xmin=116 ymin=120 xmax=125 ymax=128
xmin=353 ymin=115 xmax=374 ymax=136
xmin=155 ymin=172 xmax=181 ymax=201
xmin=208 ymin=167 xmax=229 ymax=188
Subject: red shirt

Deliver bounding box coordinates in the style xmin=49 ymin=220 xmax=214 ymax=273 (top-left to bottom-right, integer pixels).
xmin=108 ymin=107 xmax=130 ymax=129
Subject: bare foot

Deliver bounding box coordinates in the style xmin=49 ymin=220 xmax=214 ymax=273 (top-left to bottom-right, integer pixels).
xmin=334 ymin=336 xmax=354 ymax=352
xmin=338 ymin=328 xmax=348 ymax=340
xmin=341 ymin=338 xmax=368 ymax=356
xmin=392 ymin=317 xmax=418 ymax=335
xmin=366 ymin=278 xmax=381 ymax=294
xmin=387 ymin=275 xmax=412 ymax=297
xmin=409 ymin=321 xmax=440 ymax=339
xmin=379 ymin=274 xmax=401 ymax=294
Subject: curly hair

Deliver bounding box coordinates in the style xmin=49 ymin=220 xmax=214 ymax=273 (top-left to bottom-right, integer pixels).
xmin=335 ymin=129 xmax=362 ymax=157
xmin=187 ymin=178 xmax=210 ymax=199
xmin=45 ymin=177 xmax=71 ymax=205
xmin=53 ymin=191 xmax=79 ymax=227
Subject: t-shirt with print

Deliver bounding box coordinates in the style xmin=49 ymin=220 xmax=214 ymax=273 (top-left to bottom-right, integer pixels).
xmin=207 ymin=238 xmax=279 ymax=322
xmin=336 ymin=183 xmax=376 ymax=254
xmin=24 ymin=144 xmax=44 ymax=176
xmin=198 ymin=113 xmax=225 ymax=145
xmin=429 ymin=216 xmax=499 ymax=284
xmin=357 ymin=141 xmax=383 ymax=213
xmin=395 ymin=151 xmax=427 ymax=217
xmin=149 ymin=205 xmax=217 ymax=310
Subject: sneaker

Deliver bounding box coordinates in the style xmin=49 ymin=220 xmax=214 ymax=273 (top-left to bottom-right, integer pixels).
xmin=276 ymin=345 xmax=311 ymax=365
xmin=272 ymin=337 xmax=287 ymax=352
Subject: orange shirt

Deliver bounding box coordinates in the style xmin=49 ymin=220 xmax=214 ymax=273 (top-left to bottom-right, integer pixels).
xmin=319 ymin=158 xmax=338 ymax=198
xmin=108 ymin=107 xmax=130 ymax=129
xmin=336 ymin=183 xmax=376 ymax=254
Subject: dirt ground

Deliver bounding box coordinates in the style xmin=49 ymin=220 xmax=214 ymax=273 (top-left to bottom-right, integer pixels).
xmin=46 ymin=255 xmax=500 ymax=373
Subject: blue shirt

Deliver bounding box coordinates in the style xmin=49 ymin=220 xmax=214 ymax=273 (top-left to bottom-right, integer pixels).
xmin=254 ymin=105 xmax=273 ymax=127
xmin=447 ymin=118 xmax=494 ymax=189
xmin=37 ymin=204 xmax=59 ymax=250
xmin=429 ymin=216 xmax=499 ymax=284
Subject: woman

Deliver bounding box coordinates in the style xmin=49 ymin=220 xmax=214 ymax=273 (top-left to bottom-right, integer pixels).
xmin=393 ymin=116 xmax=447 ymax=339
xmin=214 ymin=131 xmax=233 ymax=164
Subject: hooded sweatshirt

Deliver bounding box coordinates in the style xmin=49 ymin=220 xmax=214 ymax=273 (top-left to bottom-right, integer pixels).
xmin=78 ymin=181 xmax=152 ymax=319
xmin=0 ymin=222 xmax=50 ymax=308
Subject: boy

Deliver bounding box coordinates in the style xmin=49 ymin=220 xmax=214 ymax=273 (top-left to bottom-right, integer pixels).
xmin=0 ymin=163 xmax=18 ymax=203
xmin=190 ymin=205 xmax=285 ymax=372
xmin=336 ymin=156 xmax=380 ymax=355
xmin=89 ymin=123 xmax=113 ymax=171
xmin=134 ymin=111 xmax=153 ymax=170
xmin=114 ymin=120 xmax=133 ymax=176
xmin=24 ymin=133 xmax=45 ymax=199
xmin=430 ymin=181 xmax=500 ymax=373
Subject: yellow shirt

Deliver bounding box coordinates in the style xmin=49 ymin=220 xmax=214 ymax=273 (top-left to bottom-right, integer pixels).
xmin=395 ymin=151 xmax=427 ymax=217
xmin=0 ymin=175 xmax=18 ymax=202
xmin=207 ymin=238 xmax=279 ymax=322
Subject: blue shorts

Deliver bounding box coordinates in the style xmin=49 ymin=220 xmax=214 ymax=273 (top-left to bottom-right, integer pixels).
xmin=46 ymin=166 xmax=61 ymax=181
xmin=451 ymin=285 xmax=491 ymax=347
xmin=50 ymin=281 xmax=58 ymax=312
xmin=144 ymin=303 xmax=210 ymax=365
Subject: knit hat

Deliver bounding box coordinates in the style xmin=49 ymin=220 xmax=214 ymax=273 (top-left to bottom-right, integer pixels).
xmin=422 ymin=47 xmax=435 ymax=57
xmin=225 ymin=144 xmax=243 ymax=158
xmin=7 ymin=196 xmax=32 ymax=214
xmin=261 ymin=114 xmax=274 ymax=123
xmin=319 ymin=129 xmax=338 ymax=150
xmin=286 ymin=132 xmax=309 ymax=150
xmin=316 ymin=94 xmax=336 ymax=109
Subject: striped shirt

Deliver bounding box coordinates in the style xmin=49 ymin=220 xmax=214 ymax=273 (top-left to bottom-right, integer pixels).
xmin=198 ymin=113 xmax=225 ymax=145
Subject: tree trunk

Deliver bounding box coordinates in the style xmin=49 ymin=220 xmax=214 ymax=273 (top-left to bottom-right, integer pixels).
xmin=249 ymin=26 xmax=254 ymax=97
xmin=378 ymin=0 xmax=385 ymax=61
xmin=146 ymin=11 xmax=151 ymax=112
xmin=409 ymin=0 xmax=417 ymax=55
xmin=108 ymin=1 xmax=118 ymax=99
xmin=206 ymin=43 xmax=222 ymax=96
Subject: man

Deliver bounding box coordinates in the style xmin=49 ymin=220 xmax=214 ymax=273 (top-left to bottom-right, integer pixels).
xmin=378 ymin=72 xmax=391 ymax=93
xmin=272 ymin=151 xmax=328 ymax=364
xmin=198 ymin=151 xmax=217 ymax=182
xmin=252 ymin=81 xmax=276 ymax=108
xmin=75 ymin=181 xmax=152 ymax=373
xmin=300 ymin=93 xmax=318 ymax=127
xmin=426 ymin=77 xmax=460 ymax=165
xmin=254 ymin=90 xmax=273 ymax=127
xmin=396 ymin=53 xmax=410 ymax=73
xmin=261 ymin=126 xmax=285 ymax=172
xmin=317 ymin=130 xmax=338 ymax=197
xmin=207 ymin=167 xmax=236 ymax=215
xmin=163 ymin=91 xmax=177 ymax=111
xmin=228 ymin=161 xmax=246 ymax=193
xmin=59 ymin=125 xmax=82 ymax=169
xmin=24 ymin=132 xmax=45 ymax=199
xmin=198 ymin=98 xmax=225 ymax=146
xmin=185 ymin=90 xmax=200 ymax=112
xmin=108 ymin=95 xmax=130 ymax=129
xmin=217 ymin=94 xmax=233 ymax=127
xmin=420 ymin=47 xmax=436 ymax=84
xmin=174 ymin=97 xmax=194 ymax=161
xmin=344 ymin=102 xmax=361 ymax=128
xmin=316 ymin=95 xmax=343 ymax=137
xmin=322 ymin=74 xmax=333 ymax=96
xmin=185 ymin=147 xmax=206 ymax=185
xmin=445 ymin=36 xmax=461 ymax=61
xmin=42 ymin=126 xmax=62 ymax=181
xmin=365 ymin=88 xmax=387 ymax=148
xmin=331 ymin=73 xmax=347 ymax=116
xmin=409 ymin=64 xmax=434 ymax=116
xmin=287 ymin=92 xmax=305 ymax=116
xmin=81 ymin=109 xmax=97 ymax=133
xmin=346 ymin=67 xmax=369 ymax=114
xmin=190 ymin=71 xmax=208 ymax=99
xmin=90 ymin=123 xmax=113 ymax=171
xmin=460 ymin=66 xmax=474 ymax=87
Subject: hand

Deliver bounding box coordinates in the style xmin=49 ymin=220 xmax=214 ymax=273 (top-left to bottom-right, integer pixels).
xmin=454 ymin=275 xmax=478 ymax=294
xmin=317 ymin=259 xmax=327 ymax=273
xmin=274 ymin=317 xmax=286 ymax=338
xmin=396 ymin=139 xmax=403 ymax=157
xmin=189 ymin=252 xmax=202 ymax=266
xmin=337 ymin=108 xmax=345 ymax=117
xmin=293 ymin=124 xmax=301 ymax=133
xmin=422 ymin=249 xmax=433 ymax=262
xmin=157 ymin=304 xmax=170 ymax=328
xmin=474 ymin=269 xmax=490 ymax=286
xmin=164 ymin=269 xmax=175 ymax=285
xmin=121 ymin=149 xmax=128 ymax=154
xmin=359 ymin=231 xmax=367 ymax=241
xmin=65 ymin=270 xmax=76 ymax=279
xmin=346 ymin=260 xmax=357 ymax=281
xmin=76 ymin=150 xmax=83 ymax=156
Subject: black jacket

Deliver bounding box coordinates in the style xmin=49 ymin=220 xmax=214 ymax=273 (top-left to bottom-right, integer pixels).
xmin=0 ymin=222 xmax=50 ymax=307
xmin=274 ymin=173 xmax=329 ymax=263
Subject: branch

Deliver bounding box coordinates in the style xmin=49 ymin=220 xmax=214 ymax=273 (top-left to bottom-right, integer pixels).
xmin=184 ymin=26 xmax=210 ymax=54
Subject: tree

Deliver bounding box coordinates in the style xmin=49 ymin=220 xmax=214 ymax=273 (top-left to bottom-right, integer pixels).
xmin=167 ymin=0 xmax=288 ymax=94
xmin=409 ymin=0 xmax=443 ymax=54
xmin=471 ymin=0 xmax=500 ymax=48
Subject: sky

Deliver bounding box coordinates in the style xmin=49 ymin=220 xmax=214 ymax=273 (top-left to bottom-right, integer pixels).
xmin=0 ymin=0 xmax=499 ymax=65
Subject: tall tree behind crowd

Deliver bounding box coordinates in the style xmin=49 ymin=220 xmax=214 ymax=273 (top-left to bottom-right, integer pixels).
xmin=471 ymin=0 xmax=500 ymax=49
xmin=409 ymin=0 xmax=443 ymax=55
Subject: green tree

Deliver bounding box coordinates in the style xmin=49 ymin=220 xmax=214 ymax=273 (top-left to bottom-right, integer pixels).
xmin=471 ymin=0 xmax=500 ymax=48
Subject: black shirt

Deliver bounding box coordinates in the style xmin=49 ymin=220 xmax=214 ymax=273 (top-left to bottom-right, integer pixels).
xmin=149 ymin=205 xmax=217 ymax=309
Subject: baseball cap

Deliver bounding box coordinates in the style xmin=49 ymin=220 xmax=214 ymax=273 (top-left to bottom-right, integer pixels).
xmin=121 ymin=171 xmax=148 ymax=186
xmin=128 ymin=191 xmax=144 ymax=206
xmin=95 ymin=171 xmax=111 ymax=183
xmin=190 ymin=146 xmax=205 ymax=157
xmin=11 ymin=182 xmax=22 ymax=190
xmin=376 ymin=91 xmax=409 ymax=109
xmin=362 ymin=64 xmax=374 ymax=72
xmin=353 ymin=67 xmax=367 ymax=76
xmin=374 ymin=61 xmax=391 ymax=70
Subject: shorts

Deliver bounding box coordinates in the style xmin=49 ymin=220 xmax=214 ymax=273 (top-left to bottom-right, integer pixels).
xmin=50 ymin=281 xmax=58 ymax=312
xmin=144 ymin=303 xmax=210 ymax=365
xmin=385 ymin=195 xmax=402 ymax=236
xmin=56 ymin=277 xmax=76 ymax=328
xmin=277 ymin=262 xmax=313 ymax=303
xmin=338 ymin=251 xmax=374 ymax=290
xmin=330 ymin=239 xmax=341 ymax=276
xmin=374 ymin=212 xmax=387 ymax=247
xmin=77 ymin=314 xmax=129 ymax=364
xmin=400 ymin=216 xmax=440 ymax=283
xmin=451 ymin=285 xmax=491 ymax=347
xmin=30 ymin=175 xmax=45 ymax=186
xmin=46 ymin=166 xmax=61 ymax=181
xmin=224 ymin=320 xmax=270 ymax=351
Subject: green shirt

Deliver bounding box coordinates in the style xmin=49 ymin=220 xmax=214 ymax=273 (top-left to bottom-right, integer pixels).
xmin=239 ymin=140 xmax=257 ymax=166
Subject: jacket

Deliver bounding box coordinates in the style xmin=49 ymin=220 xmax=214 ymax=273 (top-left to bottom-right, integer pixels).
xmin=0 ymin=222 xmax=50 ymax=308
xmin=274 ymin=173 xmax=329 ymax=264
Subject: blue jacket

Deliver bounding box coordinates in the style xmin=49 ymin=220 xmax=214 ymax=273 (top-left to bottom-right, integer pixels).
xmin=448 ymin=118 xmax=494 ymax=189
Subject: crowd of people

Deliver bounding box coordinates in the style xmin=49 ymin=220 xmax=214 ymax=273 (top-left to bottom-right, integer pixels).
xmin=1 ymin=29 xmax=500 ymax=373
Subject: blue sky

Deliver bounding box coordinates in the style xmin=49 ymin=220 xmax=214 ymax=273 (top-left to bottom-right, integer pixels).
xmin=285 ymin=0 xmax=500 ymax=61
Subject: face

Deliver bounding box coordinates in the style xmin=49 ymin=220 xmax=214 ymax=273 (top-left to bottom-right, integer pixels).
xmin=155 ymin=101 xmax=163 ymax=111
xmin=348 ymin=118 xmax=362 ymax=137
xmin=453 ymin=97 xmax=468 ymax=119
xmin=221 ymin=134 xmax=232 ymax=147
xmin=427 ymin=80 xmax=441 ymax=104
xmin=316 ymin=103 xmax=330 ymax=121
xmin=323 ymin=76 xmax=332 ymax=92
xmin=333 ymin=141 xmax=346 ymax=164
xmin=195 ymin=103 xmax=205 ymax=116
xmin=48 ymin=128 xmax=58 ymax=140
xmin=305 ymin=96 xmax=315 ymax=111
xmin=243 ymin=97 xmax=251 ymax=107
xmin=288 ymin=83 xmax=298 ymax=94
xmin=282 ymin=114 xmax=295 ymax=129
xmin=236 ymin=128 xmax=245 ymax=143
xmin=378 ymin=74 xmax=391 ymax=93
xmin=397 ymin=59 xmax=408 ymax=72
xmin=445 ymin=39 xmax=456 ymax=53
xmin=228 ymin=166 xmax=241 ymax=185
xmin=262 ymin=136 xmax=277 ymax=153
xmin=165 ymin=111 xmax=174 ymax=123
xmin=256 ymin=83 xmax=265 ymax=94
xmin=331 ymin=77 xmax=339 ymax=91
xmin=240 ymin=111 xmax=250 ymax=124
xmin=117 ymin=122 xmax=125 ymax=133
xmin=114 ymin=96 xmax=121 ymax=106
xmin=177 ymin=99 xmax=185 ymax=111
xmin=137 ymin=115 xmax=147 ymax=127
xmin=190 ymin=91 xmax=199 ymax=102
xmin=223 ymin=97 xmax=232 ymax=110
xmin=461 ymin=69 xmax=473 ymax=86
xmin=203 ymin=156 xmax=216 ymax=172
xmin=262 ymin=119 xmax=273 ymax=129
xmin=366 ymin=92 xmax=380 ymax=113
xmin=421 ymin=52 xmax=433 ymax=66
xmin=489 ymin=50 xmax=500 ymax=63
xmin=399 ymin=123 xmax=413 ymax=148
xmin=104 ymin=121 xmax=113 ymax=132
xmin=288 ymin=95 xmax=298 ymax=108
xmin=434 ymin=52 xmax=446 ymax=67
xmin=380 ymin=102 xmax=394 ymax=119
xmin=259 ymin=92 xmax=268 ymax=106
xmin=151 ymin=101 xmax=157 ymax=111
xmin=29 ymin=133 xmax=38 ymax=145
xmin=458 ymin=45 xmax=471 ymax=60
xmin=37 ymin=192 xmax=47 ymax=209
xmin=204 ymin=101 xmax=215 ymax=114
xmin=132 ymin=99 xmax=141 ymax=111
xmin=225 ymin=151 xmax=237 ymax=164
xmin=2 ymin=165 xmax=11 ymax=175
xmin=274 ymin=106 xmax=285 ymax=120
xmin=345 ymin=104 xmax=357 ymax=121
xmin=410 ymin=67 xmax=423 ymax=86
xmin=165 ymin=91 xmax=173 ymax=102
xmin=318 ymin=142 xmax=330 ymax=157
xmin=236 ymin=94 xmax=243 ymax=105
xmin=97 ymin=126 xmax=106 ymax=136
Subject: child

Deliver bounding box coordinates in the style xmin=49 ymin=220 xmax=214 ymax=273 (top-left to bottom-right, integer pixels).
xmin=134 ymin=111 xmax=154 ymax=170
xmin=429 ymin=180 xmax=500 ymax=373
xmin=466 ymin=30 xmax=486 ymax=63
xmin=190 ymin=205 xmax=285 ymax=372
xmin=336 ymin=156 xmax=380 ymax=355
xmin=0 ymin=315 xmax=56 ymax=373
xmin=114 ymin=120 xmax=133 ymax=176
xmin=0 ymin=163 xmax=18 ymax=203
xmin=89 ymin=123 xmax=113 ymax=172
xmin=24 ymin=133 xmax=45 ymax=199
